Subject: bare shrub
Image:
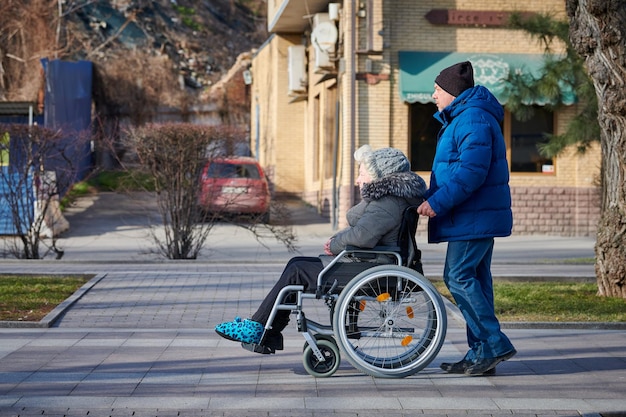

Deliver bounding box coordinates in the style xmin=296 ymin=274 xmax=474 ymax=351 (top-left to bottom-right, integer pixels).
xmin=126 ymin=122 xmax=297 ymax=260
xmin=0 ymin=123 xmax=82 ymax=259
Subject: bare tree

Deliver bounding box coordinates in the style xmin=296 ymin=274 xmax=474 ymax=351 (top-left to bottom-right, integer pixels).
xmin=566 ymin=0 xmax=626 ymax=298
xmin=126 ymin=123 xmax=297 ymax=260
xmin=0 ymin=123 xmax=77 ymax=259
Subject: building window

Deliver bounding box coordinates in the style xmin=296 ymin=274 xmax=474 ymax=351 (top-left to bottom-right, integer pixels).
xmin=409 ymin=104 xmax=555 ymax=174
xmin=508 ymin=107 xmax=554 ymax=173
xmin=409 ymin=102 xmax=438 ymax=172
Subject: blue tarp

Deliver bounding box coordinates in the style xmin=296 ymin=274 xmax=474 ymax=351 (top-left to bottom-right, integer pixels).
xmin=41 ymin=58 xmax=94 ymax=184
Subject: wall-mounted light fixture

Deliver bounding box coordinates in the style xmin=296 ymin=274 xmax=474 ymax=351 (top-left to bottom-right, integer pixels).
xmin=242 ymin=70 xmax=252 ymax=85
xmin=357 ymin=2 xmax=366 ymax=18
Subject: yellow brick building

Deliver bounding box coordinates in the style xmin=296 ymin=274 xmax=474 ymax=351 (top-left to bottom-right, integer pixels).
xmin=249 ymin=0 xmax=600 ymax=236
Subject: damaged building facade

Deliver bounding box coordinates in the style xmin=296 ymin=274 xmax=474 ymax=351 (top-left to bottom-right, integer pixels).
xmin=249 ymin=0 xmax=601 ymax=236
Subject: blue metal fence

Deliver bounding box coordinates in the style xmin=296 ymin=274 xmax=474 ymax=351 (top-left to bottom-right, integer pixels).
xmin=0 ymin=167 xmax=33 ymax=235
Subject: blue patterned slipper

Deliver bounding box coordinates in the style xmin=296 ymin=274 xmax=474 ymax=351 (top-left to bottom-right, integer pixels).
xmin=215 ymin=317 xmax=264 ymax=344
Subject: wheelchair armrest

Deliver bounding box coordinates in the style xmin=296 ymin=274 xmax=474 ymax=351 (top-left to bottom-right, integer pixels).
xmin=345 ymin=245 xmax=401 ymax=252
xmin=345 ymin=245 xmax=401 ymax=259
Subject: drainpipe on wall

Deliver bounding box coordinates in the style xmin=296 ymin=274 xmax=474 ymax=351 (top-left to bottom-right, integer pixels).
xmin=349 ymin=0 xmax=356 ymax=210
xmin=254 ymin=98 xmax=260 ymax=159
xmin=332 ymin=96 xmax=340 ymax=230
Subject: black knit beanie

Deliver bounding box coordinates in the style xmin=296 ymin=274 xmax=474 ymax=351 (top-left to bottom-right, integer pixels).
xmin=435 ymin=61 xmax=475 ymax=97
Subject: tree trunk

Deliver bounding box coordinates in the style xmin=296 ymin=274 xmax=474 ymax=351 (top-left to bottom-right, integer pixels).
xmin=566 ymin=0 xmax=626 ymax=298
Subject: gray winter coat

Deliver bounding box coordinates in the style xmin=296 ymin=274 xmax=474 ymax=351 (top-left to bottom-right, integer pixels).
xmin=328 ymin=171 xmax=426 ymax=255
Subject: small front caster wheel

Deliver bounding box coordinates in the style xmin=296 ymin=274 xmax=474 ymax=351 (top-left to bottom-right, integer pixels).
xmin=302 ymin=339 xmax=341 ymax=378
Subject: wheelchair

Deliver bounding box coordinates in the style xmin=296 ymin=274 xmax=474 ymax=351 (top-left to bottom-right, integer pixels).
xmin=245 ymin=206 xmax=447 ymax=378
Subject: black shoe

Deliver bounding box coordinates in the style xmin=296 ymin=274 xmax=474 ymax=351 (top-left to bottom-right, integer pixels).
xmin=464 ymin=349 xmax=517 ymax=376
xmin=240 ymin=332 xmax=284 ymax=355
xmin=263 ymin=332 xmax=284 ymax=351
xmin=440 ymin=359 xmax=495 ymax=375
xmin=241 ymin=342 xmax=276 ymax=354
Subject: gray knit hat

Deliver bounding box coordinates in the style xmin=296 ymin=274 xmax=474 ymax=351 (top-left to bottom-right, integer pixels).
xmin=435 ymin=61 xmax=474 ymax=97
xmin=354 ymin=145 xmax=410 ymax=180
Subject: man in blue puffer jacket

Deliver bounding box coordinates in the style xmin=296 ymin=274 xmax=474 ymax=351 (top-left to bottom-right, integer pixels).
xmin=417 ymin=61 xmax=517 ymax=376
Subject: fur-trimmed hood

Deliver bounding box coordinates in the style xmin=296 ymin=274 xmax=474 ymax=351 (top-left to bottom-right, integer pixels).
xmin=360 ymin=171 xmax=426 ymax=204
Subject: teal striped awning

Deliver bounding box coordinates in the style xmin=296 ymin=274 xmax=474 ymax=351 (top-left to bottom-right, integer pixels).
xmin=398 ymin=51 xmax=576 ymax=105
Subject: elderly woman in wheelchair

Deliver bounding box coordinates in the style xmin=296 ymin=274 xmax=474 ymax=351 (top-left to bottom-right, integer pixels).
xmin=215 ymin=145 xmax=447 ymax=378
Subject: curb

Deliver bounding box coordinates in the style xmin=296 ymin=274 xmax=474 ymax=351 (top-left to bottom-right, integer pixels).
xmin=0 ymin=273 xmax=107 ymax=328
xmin=429 ymin=274 xmax=597 ymax=283
xmin=501 ymin=321 xmax=626 ymax=330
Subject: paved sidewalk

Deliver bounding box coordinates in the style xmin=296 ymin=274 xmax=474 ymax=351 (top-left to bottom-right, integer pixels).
xmin=0 ymin=192 xmax=623 ymax=417
xmin=0 ymin=265 xmax=624 ymax=417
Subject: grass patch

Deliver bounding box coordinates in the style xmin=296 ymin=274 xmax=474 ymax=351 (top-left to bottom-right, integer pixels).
xmin=537 ymin=257 xmax=595 ymax=264
xmin=0 ymin=274 xmax=91 ymax=321
xmin=60 ymin=170 xmax=155 ymax=210
xmin=431 ymin=280 xmax=626 ymax=322
xmin=87 ymin=170 xmax=155 ymax=192
xmin=60 ymin=180 xmax=97 ymax=211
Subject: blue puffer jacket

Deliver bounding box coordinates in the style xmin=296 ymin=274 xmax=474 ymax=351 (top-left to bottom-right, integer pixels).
xmin=426 ymin=85 xmax=513 ymax=243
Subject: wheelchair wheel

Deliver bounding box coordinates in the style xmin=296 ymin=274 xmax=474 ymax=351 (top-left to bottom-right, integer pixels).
xmin=332 ymin=265 xmax=447 ymax=378
xmin=302 ymin=338 xmax=341 ymax=378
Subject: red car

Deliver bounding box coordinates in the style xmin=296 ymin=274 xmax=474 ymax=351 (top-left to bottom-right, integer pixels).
xmin=198 ymin=157 xmax=271 ymax=223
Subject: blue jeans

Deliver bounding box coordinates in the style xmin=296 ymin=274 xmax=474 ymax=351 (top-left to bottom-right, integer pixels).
xmin=444 ymin=238 xmax=515 ymax=360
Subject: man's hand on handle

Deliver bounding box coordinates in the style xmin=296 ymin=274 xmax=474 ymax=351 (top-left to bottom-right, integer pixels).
xmin=417 ymin=201 xmax=437 ymax=218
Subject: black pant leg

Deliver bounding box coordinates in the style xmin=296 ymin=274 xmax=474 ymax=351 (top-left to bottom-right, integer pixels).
xmin=251 ymin=256 xmax=323 ymax=332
